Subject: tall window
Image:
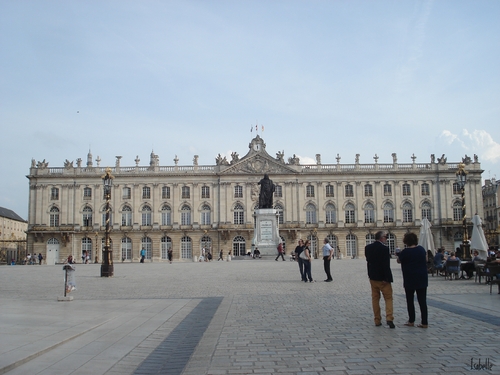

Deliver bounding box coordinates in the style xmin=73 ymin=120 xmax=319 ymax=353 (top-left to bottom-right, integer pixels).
xmin=121 ymin=205 xmax=132 ymax=226
xmin=162 ymin=186 xmax=170 ymax=199
xmin=325 ymin=184 xmax=334 ymax=197
xmin=364 ymin=202 xmax=375 ymax=223
xmin=345 ymin=184 xmax=354 ymax=197
xmin=181 ymin=236 xmax=192 ymax=259
xmin=201 ymin=235 xmax=212 ymax=253
xmin=141 ymin=237 xmax=152 ymax=259
xmin=306 ymin=185 xmax=315 ymax=198
xmin=102 ymin=209 xmax=112 ymax=228
xmin=82 ymin=206 xmax=93 ymax=226
xmin=182 ymin=186 xmax=190 ymax=199
xmin=141 ymin=205 xmax=152 ymax=226
xmin=453 ymin=201 xmax=462 ymax=221
xmin=383 ymin=183 xmax=392 ymax=196
xmin=142 ymin=186 xmax=151 ymax=199
xmin=83 ymin=187 xmax=92 ymax=199
xmin=364 ymin=184 xmax=373 ymax=197
xmin=306 ymin=203 xmax=317 ymax=224
xmin=232 ymin=235 xmax=246 ymax=256
xmin=122 ymin=187 xmax=131 ymax=199
xmin=82 ymin=237 xmax=92 ymax=258
xmin=274 ymin=203 xmax=284 ymax=224
xmin=161 ymin=236 xmax=172 ymax=259
xmin=402 ymin=202 xmax=413 ymax=222
xmin=50 ymin=206 xmax=59 ymax=226
xmin=453 ymin=182 xmax=461 ymax=195
xmin=421 ymin=183 xmax=430 ymax=196
xmin=421 ymin=202 xmax=432 ymax=220
xmin=325 ymin=203 xmax=336 ymax=224
xmin=201 ymin=186 xmax=210 ymax=199
xmin=326 ymin=234 xmax=337 ymax=250
xmin=161 ymin=204 xmax=171 ymax=225
xmin=274 ymin=185 xmax=282 ymax=198
xmin=121 ymin=237 xmax=132 ymax=260
xmin=387 ymin=233 xmax=396 ymax=255
xmin=233 ymin=204 xmax=244 ymax=225
xmin=402 ymin=183 xmax=411 ymax=196
xmin=181 ymin=204 xmax=191 ymax=225
xmin=201 ymin=204 xmax=211 ymax=225
xmin=51 ymin=187 xmax=59 ymax=200
xmin=234 ymin=185 xmax=243 ymax=198
xmin=346 ymin=234 xmax=357 ymax=258
xmin=345 ymin=203 xmax=355 ymax=224
xmin=365 ymin=233 xmax=375 ymax=246
xmin=383 ymin=202 xmax=394 ymax=223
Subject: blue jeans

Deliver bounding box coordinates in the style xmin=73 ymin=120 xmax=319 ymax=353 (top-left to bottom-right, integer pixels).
xmin=297 ymin=258 xmax=305 ymax=281
xmin=303 ymin=260 xmax=312 ymax=281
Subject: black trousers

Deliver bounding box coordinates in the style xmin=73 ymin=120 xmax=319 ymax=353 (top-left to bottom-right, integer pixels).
xmin=404 ymin=287 xmax=428 ymax=325
xmin=323 ymin=256 xmax=332 ymax=280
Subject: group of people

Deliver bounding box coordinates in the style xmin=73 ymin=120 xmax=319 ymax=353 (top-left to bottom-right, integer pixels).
xmin=293 ymin=238 xmax=334 ymax=283
xmin=433 ymin=247 xmax=485 ymax=278
xmin=24 ymin=253 xmax=43 ymax=265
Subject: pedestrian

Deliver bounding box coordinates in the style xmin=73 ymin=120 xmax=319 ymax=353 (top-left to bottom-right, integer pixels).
xmin=302 ymin=240 xmax=314 ymax=282
xmin=275 ymin=242 xmax=285 ymax=261
xmin=38 ymin=253 xmax=43 ymax=265
xmin=397 ymin=232 xmax=428 ymax=328
xmin=294 ymin=239 xmax=306 ymax=282
xmin=65 ymin=255 xmax=75 ymax=264
xmin=167 ymin=248 xmax=173 ymax=264
xmin=82 ymin=251 xmax=86 ymax=264
xmin=140 ymin=248 xmax=146 ymax=263
xmin=322 ymin=238 xmax=334 ymax=282
xmin=365 ymin=230 xmax=395 ymax=328
xmin=218 ymin=249 xmax=224 ymax=261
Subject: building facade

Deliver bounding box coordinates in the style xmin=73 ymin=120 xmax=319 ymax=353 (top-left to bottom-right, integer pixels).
xmin=26 ymin=136 xmax=484 ymax=264
xmin=0 ymin=206 xmax=27 ymax=263
xmin=482 ymin=178 xmax=500 ymax=248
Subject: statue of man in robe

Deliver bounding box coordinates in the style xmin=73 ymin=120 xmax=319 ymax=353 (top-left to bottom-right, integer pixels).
xmin=258 ymin=174 xmax=275 ymax=209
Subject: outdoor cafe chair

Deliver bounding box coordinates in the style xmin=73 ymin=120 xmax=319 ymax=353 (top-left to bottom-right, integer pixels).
xmin=444 ymin=260 xmax=460 ymax=280
xmin=486 ymin=265 xmax=500 ymax=294
xmin=473 ymin=260 xmax=487 ymax=283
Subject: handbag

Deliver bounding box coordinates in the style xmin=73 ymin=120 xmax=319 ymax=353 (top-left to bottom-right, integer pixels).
xmin=299 ymin=250 xmax=308 ymax=260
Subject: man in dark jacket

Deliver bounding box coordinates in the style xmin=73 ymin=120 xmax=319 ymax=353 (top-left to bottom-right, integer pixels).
xmin=365 ymin=231 xmax=395 ymax=328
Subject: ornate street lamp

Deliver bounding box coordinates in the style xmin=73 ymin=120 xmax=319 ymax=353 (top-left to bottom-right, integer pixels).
xmin=101 ymin=167 xmax=114 ymax=277
xmin=456 ymin=163 xmax=470 ymax=260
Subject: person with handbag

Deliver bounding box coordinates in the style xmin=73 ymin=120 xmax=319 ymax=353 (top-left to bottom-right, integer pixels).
xmin=294 ymin=239 xmax=306 ymax=282
xmin=301 ymin=240 xmax=314 ymax=282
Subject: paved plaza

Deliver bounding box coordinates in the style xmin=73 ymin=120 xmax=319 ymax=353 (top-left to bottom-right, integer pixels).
xmin=0 ymin=257 xmax=499 ymax=375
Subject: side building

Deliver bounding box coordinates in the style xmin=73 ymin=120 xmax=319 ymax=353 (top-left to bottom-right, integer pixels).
xmin=0 ymin=206 xmax=27 ymax=263
xmin=26 ymin=136 xmax=484 ymax=264
xmin=482 ymin=178 xmax=500 ymax=249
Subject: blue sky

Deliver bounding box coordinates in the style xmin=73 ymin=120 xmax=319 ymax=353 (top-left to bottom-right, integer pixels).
xmin=1 ymin=0 xmax=499 ymax=220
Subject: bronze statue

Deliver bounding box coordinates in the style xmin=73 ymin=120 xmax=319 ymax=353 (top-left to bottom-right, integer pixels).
xmin=258 ymin=174 xmax=275 ymax=209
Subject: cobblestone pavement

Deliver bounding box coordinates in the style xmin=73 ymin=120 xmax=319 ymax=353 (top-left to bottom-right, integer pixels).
xmin=1 ymin=257 xmax=499 ymax=374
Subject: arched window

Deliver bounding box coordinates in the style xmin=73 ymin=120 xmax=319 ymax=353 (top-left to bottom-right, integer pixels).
xmin=161 ymin=204 xmax=171 ymax=226
xmin=48 ymin=238 xmax=59 ymax=245
xmin=81 ymin=237 xmax=92 ymax=260
xmin=366 ymin=233 xmax=375 ymax=246
xmin=141 ymin=205 xmax=152 ymax=226
xmin=402 ymin=202 xmax=413 ymax=223
xmin=326 ymin=234 xmax=337 ymax=251
xmin=161 ymin=236 xmax=172 ymax=259
xmin=141 ymin=237 xmax=152 ymax=259
xmin=181 ymin=205 xmax=191 ymax=225
xmin=201 ymin=235 xmax=212 ymax=254
xmin=345 ymin=203 xmax=355 ymax=224
xmin=82 ymin=206 xmax=93 ymax=226
xmin=201 ymin=204 xmax=211 ymax=225
xmin=274 ymin=203 xmax=284 ymax=224
xmin=325 ymin=203 xmax=336 ymax=224
xmin=421 ymin=202 xmax=432 ymax=220
xmin=306 ymin=203 xmax=317 ymax=224
xmin=121 ymin=237 xmax=132 ymax=260
xmin=364 ymin=202 xmax=374 ymax=223
xmin=181 ymin=236 xmax=192 ymax=259
xmin=232 ymin=236 xmax=246 ymax=256
xmin=233 ymin=203 xmax=244 ymax=225
xmin=346 ymin=234 xmax=357 ymax=258
xmin=50 ymin=206 xmax=59 ymax=227
xmin=453 ymin=201 xmax=462 ymax=221
xmin=121 ymin=205 xmax=132 ymax=226
xmin=383 ymin=202 xmax=394 ymax=223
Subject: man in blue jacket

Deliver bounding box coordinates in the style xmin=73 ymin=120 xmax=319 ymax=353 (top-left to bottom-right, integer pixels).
xmin=365 ymin=231 xmax=395 ymax=328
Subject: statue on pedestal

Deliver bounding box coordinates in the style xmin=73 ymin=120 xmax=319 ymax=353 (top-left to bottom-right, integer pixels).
xmin=258 ymin=174 xmax=275 ymax=209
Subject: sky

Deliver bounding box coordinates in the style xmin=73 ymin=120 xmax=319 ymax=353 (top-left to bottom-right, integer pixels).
xmin=1 ymin=0 xmax=499 ymax=220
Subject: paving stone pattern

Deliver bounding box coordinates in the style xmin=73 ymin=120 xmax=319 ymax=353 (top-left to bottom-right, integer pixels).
xmin=0 ymin=257 xmax=499 ymax=375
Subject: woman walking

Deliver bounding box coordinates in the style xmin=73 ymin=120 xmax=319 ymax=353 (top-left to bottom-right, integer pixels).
xmin=302 ymin=240 xmax=314 ymax=282
xmin=397 ymin=232 xmax=428 ymax=328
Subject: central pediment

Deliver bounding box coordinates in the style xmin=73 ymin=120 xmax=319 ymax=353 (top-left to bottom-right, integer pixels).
xmin=220 ymin=153 xmax=299 ymax=175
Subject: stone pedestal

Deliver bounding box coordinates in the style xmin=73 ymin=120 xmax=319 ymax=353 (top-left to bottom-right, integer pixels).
xmin=252 ymin=209 xmax=280 ymax=256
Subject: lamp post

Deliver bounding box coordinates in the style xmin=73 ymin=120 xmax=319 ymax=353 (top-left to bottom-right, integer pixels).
xmin=94 ymin=232 xmax=98 ymax=263
xmin=101 ymin=167 xmax=114 ymax=277
xmin=456 ymin=162 xmax=470 ymax=260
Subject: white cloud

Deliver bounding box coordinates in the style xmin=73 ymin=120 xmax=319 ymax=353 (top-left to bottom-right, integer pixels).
xmin=440 ymin=129 xmax=500 ymax=162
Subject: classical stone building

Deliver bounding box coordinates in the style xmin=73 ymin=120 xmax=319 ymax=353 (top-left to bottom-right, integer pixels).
xmin=0 ymin=206 xmax=27 ymax=263
xmin=482 ymin=178 xmax=500 ymax=248
xmin=26 ymin=136 xmax=484 ymax=264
